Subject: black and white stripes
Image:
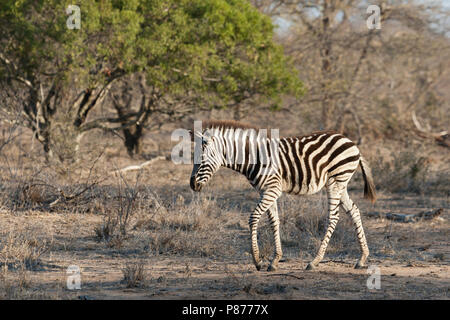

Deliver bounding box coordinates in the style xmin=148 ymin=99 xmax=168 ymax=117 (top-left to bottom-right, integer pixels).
xmin=190 ymin=120 xmax=376 ymax=271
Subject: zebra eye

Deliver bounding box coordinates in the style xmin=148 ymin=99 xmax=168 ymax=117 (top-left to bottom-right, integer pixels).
xmin=201 ymin=137 xmax=213 ymax=149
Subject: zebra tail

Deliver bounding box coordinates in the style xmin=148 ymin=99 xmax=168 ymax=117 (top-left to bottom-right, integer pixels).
xmin=359 ymin=156 xmax=377 ymax=204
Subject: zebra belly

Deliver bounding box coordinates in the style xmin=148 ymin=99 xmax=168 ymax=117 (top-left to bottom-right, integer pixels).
xmin=282 ymin=177 xmax=327 ymax=195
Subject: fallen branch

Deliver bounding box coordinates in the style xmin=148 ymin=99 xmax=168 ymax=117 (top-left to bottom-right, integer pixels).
xmin=49 ymin=181 xmax=100 ymax=208
xmin=47 ymin=152 xmax=105 ymax=208
xmin=412 ymin=111 xmax=449 ymax=148
xmin=266 ymin=273 xmax=305 ymax=280
xmin=367 ymin=208 xmax=443 ymax=223
xmin=112 ymin=156 xmax=165 ymax=175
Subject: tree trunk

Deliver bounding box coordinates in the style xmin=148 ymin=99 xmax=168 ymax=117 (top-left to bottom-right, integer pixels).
xmin=320 ymin=5 xmax=333 ymax=129
xmin=123 ymin=127 xmax=143 ymax=157
xmin=115 ymin=96 xmax=150 ymax=158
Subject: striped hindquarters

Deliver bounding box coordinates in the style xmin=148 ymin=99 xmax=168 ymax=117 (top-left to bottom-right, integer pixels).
xmin=278 ymin=131 xmax=360 ymax=194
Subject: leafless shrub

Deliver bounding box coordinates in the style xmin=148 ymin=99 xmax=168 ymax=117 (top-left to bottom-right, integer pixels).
xmin=121 ymin=260 xmax=146 ymax=288
xmin=93 ymin=170 xmax=144 ymax=248
xmin=93 ymin=209 xmax=123 ymax=248
xmin=94 ymin=215 xmax=117 ymax=242
xmin=115 ymin=170 xmax=143 ymax=236
xmin=371 ymin=148 xmax=449 ymax=194
xmin=0 ymin=229 xmax=53 ymax=271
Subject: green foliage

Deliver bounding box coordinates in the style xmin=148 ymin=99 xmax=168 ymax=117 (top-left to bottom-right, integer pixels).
xmin=1 ymin=0 xmax=302 ymax=105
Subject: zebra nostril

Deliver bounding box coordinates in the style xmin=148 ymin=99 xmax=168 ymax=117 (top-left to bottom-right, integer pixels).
xmin=190 ymin=175 xmax=202 ymax=192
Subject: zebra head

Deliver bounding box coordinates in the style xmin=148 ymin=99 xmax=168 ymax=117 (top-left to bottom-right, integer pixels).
xmin=190 ymin=130 xmax=223 ymax=192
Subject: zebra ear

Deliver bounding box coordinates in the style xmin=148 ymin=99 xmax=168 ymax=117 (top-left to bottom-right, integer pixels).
xmin=189 ymin=130 xmax=204 ymax=143
xmin=202 ymin=131 xmax=213 ymax=144
xmin=202 ymin=128 xmax=213 ymax=139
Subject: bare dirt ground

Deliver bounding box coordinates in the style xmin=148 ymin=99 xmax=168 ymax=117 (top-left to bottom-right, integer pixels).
xmin=1 ymin=157 xmax=448 ymax=300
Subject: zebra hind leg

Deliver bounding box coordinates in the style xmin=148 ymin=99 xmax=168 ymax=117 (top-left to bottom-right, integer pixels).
xmin=340 ymin=190 xmax=370 ymax=269
xmin=267 ymin=202 xmax=283 ymax=272
xmin=306 ymin=180 xmax=345 ymax=270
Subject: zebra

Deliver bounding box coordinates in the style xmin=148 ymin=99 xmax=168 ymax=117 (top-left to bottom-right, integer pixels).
xmin=189 ymin=120 xmax=376 ymax=272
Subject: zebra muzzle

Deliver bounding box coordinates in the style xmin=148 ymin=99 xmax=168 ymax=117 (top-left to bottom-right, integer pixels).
xmin=190 ymin=175 xmax=203 ymax=192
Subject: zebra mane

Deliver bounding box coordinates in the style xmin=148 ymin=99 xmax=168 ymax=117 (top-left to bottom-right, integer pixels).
xmin=200 ymin=120 xmax=282 ymax=140
xmin=195 ymin=120 xmax=340 ymax=140
xmin=201 ymin=120 xmax=258 ymax=131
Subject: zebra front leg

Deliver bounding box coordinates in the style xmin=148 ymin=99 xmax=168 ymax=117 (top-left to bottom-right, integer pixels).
xmin=267 ymin=202 xmax=282 ymax=272
xmin=249 ymin=192 xmax=280 ymax=271
xmin=340 ymin=190 xmax=370 ymax=269
xmin=306 ymin=181 xmax=344 ymax=270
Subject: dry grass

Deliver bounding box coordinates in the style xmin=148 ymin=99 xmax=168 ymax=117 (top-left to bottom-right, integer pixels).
xmin=0 ymin=222 xmax=58 ymax=299
xmin=137 ymin=193 xmax=237 ymax=257
xmin=0 ymin=119 xmax=448 ymax=299
xmin=0 ymin=226 xmax=53 ymax=271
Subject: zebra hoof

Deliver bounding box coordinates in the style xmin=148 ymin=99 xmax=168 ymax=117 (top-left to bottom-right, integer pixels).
xmin=255 ymin=262 xmax=262 ymax=271
xmin=305 ymin=263 xmax=317 ymax=270
xmin=354 ymin=261 xmax=367 ymax=269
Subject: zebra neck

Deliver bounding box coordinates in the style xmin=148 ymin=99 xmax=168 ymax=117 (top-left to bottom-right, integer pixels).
xmin=217 ymin=128 xmax=270 ymax=179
